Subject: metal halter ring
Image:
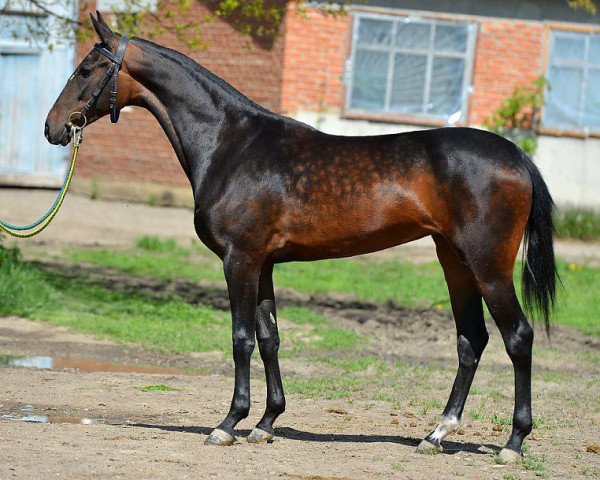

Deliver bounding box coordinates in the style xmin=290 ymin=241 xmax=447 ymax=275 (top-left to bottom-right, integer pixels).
xmin=67 ymin=111 xmax=88 ymax=129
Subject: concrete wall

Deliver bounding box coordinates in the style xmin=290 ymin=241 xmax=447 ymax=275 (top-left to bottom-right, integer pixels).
xmin=536 ymin=136 xmax=600 ymax=209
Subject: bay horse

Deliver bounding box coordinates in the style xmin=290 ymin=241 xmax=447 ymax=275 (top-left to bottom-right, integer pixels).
xmin=45 ymin=13 xmax=557 ymax=463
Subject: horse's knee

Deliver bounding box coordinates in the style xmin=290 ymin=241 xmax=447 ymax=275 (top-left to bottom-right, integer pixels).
xmin=232 ymin=333 xmax=255 ymax=361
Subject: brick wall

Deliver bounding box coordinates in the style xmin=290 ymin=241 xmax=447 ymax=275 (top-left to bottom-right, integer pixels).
xmin=280 ymin=7 xmax=545 ymax=127
xmin=77 ymin=1 xmax=285 ymax=191
xmin=280 ymin=8 xmax=349 ymax=115
xmin=470 ymin=20 xmax=544 ymax=125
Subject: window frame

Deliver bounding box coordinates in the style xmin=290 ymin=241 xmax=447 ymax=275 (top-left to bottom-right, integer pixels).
xmin=0 ymin=12 xmax=48 ymax=54
xmin=540 ymin=23 xmax=600 ymax=138
xmin=343 ymin=10 xmax=477 ymax=127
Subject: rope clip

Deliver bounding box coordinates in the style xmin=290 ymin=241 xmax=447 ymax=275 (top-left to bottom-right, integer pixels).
xmin=67 ymin=111 xmax=87 ymax=147
xmin=71 ymin=125 xmax=83 ymax=147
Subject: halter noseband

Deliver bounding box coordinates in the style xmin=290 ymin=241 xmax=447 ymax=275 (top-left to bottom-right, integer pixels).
xmin=79 ymin=36 xmax=129 ymax=124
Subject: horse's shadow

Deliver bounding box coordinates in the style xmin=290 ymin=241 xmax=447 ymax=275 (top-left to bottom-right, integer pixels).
xmin=130 ymin=423 xmax=499 ymax=456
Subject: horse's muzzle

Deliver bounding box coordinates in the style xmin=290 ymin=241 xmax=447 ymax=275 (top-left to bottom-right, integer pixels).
xmin=44 ymin=121 xmax=71 ymax=146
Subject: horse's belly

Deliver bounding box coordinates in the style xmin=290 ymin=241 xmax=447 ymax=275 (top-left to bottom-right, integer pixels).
xmin=278 ymin=196 xmax=433 ymax=261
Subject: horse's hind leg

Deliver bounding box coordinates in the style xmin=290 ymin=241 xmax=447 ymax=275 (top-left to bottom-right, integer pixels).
xmin=247 ymin=263 xmax=286 ymax=443
xmin=436 ymin=227 xmax=533 ymax=463
xmin=479 ymin=277 xmax=533 ymax=463
xmin=417 ymin=235 xmax=489 ymax=454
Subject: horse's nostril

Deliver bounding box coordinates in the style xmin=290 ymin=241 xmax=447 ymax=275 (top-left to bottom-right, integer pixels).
xmin=44 ymin=122 xmax=50 ymax=139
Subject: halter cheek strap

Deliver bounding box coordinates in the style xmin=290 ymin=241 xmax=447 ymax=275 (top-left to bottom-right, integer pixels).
xmin=79 ymin=36 xmax=129 ymax=124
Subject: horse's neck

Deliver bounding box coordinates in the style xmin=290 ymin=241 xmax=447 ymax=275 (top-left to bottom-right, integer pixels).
xmin=130 ymin=40 xmax=274 ymax=196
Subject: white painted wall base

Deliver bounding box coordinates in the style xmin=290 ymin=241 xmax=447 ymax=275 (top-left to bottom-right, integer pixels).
xmin=536 ymin=136 xmax=600 ymax=210
xmin=294 ymin=112 xmax=600 ymax=210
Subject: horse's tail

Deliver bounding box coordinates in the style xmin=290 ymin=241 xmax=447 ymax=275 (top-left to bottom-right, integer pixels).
xmin=520 ymin=150 xmax=559 ymax=336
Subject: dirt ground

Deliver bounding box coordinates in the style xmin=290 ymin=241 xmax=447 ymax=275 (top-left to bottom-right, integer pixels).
xmin=1 ymin=189 xmax=599 ymax=479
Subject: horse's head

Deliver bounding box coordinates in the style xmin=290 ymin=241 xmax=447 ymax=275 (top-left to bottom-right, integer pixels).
xmin=45 ymin=12 xmax=132 ymax=145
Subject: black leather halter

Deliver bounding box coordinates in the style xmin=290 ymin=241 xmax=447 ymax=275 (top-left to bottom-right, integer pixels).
xmin=79 ymin=36 xmax=129 ymax=124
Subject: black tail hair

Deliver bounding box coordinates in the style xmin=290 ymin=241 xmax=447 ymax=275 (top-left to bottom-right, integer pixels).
xmin=520 ymin=151 xmax=559 ymax=337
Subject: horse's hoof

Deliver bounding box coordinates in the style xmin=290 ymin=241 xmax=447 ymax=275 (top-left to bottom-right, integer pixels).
xmin=496 ymin=448 xmax=522 ymax=464
xmin=204 ymin=428 xmax=235 ymax=446
xmin=246 ymin=427 xmax=274 ymax=444
xmin=417 ymin=439 xmax=443 ymax=454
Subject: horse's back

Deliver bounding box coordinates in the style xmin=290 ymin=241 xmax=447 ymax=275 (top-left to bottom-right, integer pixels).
xmin=274 ymin=126 xmax=532 ymax=261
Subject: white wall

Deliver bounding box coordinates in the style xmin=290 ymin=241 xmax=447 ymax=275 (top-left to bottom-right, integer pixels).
xmin=536 ymin=136 xmax=600 ymax=210
xmin=294 ymin=112 xmax=600 ymax=210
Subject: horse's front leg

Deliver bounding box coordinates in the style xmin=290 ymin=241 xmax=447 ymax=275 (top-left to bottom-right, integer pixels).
xmin=247 ymin=263 xmax=285 ymax=443
xmin=205 ymin=251 xmax=261 ymax=446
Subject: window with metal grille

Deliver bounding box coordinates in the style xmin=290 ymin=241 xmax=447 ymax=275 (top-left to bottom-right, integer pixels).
xmin=543 ymin=29 xmax=600 ymax=134
xmin=346 ymin=13 xmax=476 ymax=123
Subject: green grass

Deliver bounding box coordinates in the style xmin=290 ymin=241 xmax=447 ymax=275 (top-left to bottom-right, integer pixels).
xmin=469 ymin=409 xmax=486 ymax=421
xmin=274 ymin=260 xmax=449 ymax=309
xmin=70 ymin=246 xmax=223 ymax=283
xmin=0 ymin=244 xmax=51 ymax=317
xmin=283 ymin=375 xmax=368 ymax=399
xmin=521 ymin=454 xmax=548 ymax=475
xmin=314 ymin=355 xmax=388 ymax=374
xmin=552 ymin=262 xmax=599 ymax=335
xmin=0 ymin=243 xmax=363 ymax=356
xmin=278 ymin=307 xmax=361 ymax=354
xmin=68 ymin=237 xmax=600 ymax=336
xmin=138 ymin=384 xmax=182 ymax=392
xmin=40 ymin=280 xmax=231 ymax=353
xmin=136 ymin=235 xmax=182 ymax=253
xmin=555 ymin=208 xmax=600 ymax=240
xmin=1 ymin=242 xmax=229 ymax=353
xmin=491 ymin=414 xmax=513 ymax=426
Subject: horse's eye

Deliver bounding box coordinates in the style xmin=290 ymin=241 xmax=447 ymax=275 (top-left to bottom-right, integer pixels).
xmin=79 ymin=67 xmax=92 ymax=78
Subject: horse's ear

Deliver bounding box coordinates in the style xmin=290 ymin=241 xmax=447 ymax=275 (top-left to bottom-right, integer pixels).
xmin=90 ymin=11 xmax=114 ymax=44
xmin=96 ymin=11 xmax=111 ymax=30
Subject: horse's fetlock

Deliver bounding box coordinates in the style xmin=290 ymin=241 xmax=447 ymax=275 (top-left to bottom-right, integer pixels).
xmin=267 ymin=396 xmax=286 ymax=416
xmin=513 ymin=409 xmax=533 ymax=436
xmin=232 ymin=400 xmax=251 ymax=419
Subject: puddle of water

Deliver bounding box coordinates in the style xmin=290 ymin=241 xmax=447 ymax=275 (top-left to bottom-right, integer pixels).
xmin=0 ymin=355 xmax=198 ymax=375
xmin=1 ymin=403 xmax=102 ymax=425
xmin=2 ymin=414 xmax=99 ymax=424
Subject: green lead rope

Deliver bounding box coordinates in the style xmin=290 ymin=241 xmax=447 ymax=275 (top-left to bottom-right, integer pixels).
xmin=0 ymin=126 xmax=82 ymax=238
